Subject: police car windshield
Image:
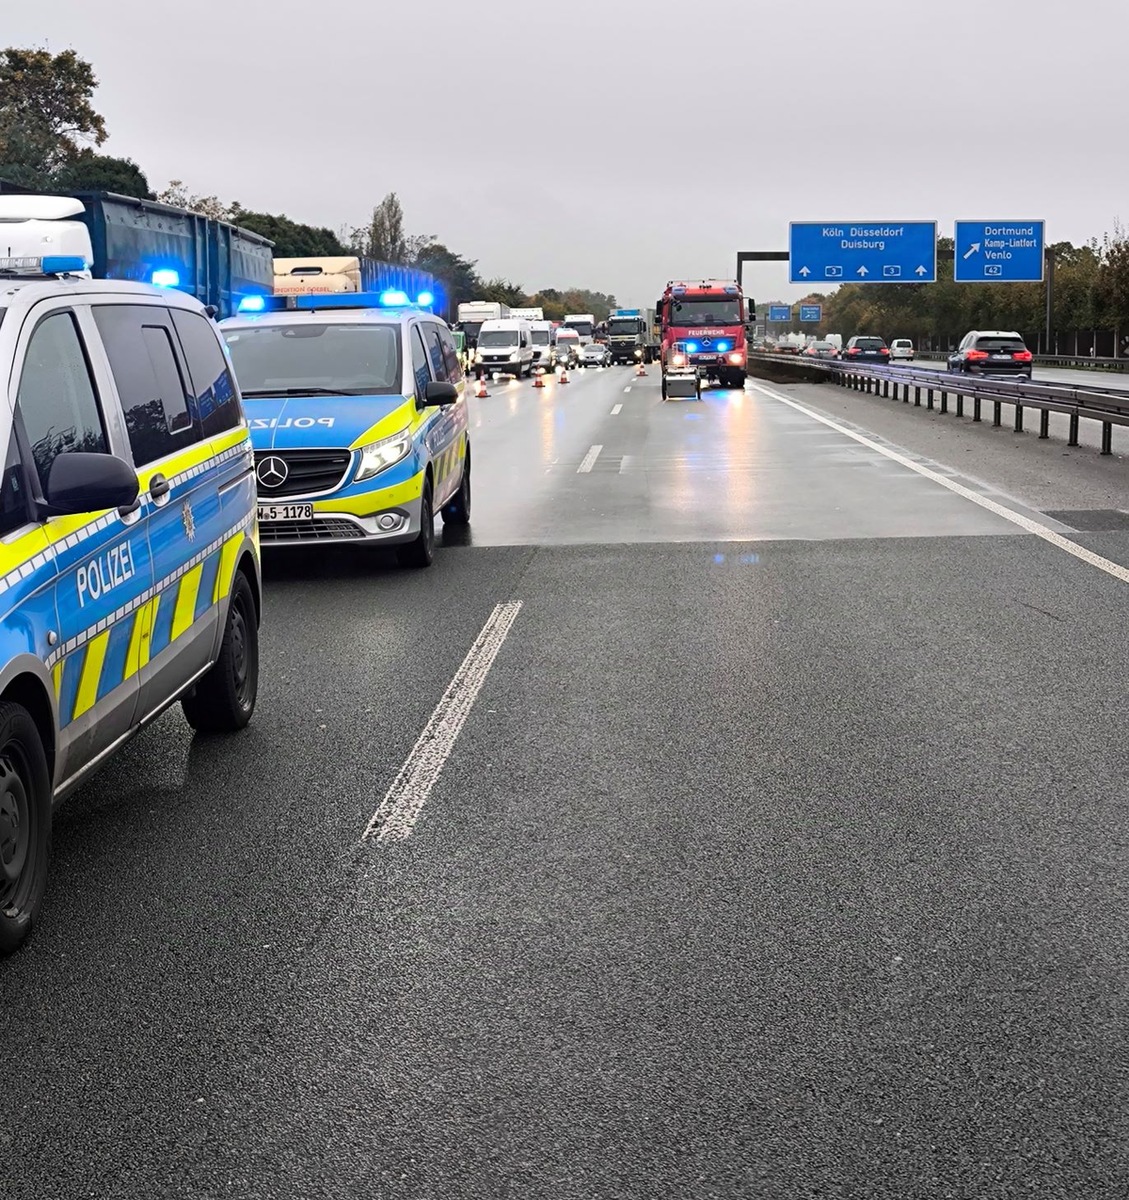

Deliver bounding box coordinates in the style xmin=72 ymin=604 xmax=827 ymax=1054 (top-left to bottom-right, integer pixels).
xmin=478 ymin=330 xmax=520 ymax=348
xmin=223 ymin=324 xmax=402 ymax=396
xmin=671 ymin=299 xmax=743 ymax=325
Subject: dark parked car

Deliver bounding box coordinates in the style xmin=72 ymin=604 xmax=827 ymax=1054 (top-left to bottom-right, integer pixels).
xmin=843 ymin=335 xmax=890 ymax=363
xmin=947 ymin=330 xmax=1033 ymax=379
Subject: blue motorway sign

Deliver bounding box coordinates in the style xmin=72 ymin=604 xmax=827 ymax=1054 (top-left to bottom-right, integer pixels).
xmin=954 ymin=220 xmax=1044 ymax=283
xmin=789 ymin=221 xmax=937 ymax=284
xmin=768 ymin=304 xmax=792 ymax=322
xmin=799 ymin=303 xmax=822 ymax=322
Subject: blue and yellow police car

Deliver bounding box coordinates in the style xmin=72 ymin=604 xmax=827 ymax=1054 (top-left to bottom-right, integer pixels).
xmin=220 ymin=290 xmax=470 ymax=567
xmin=0 ymin=261 xmax=262 ymax=954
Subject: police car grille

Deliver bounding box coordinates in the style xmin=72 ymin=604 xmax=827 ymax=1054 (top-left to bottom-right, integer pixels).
xmin=259 ymin=517 xmax=365 ymax=543
xmin=255 ymin=449 xmax=351 ymax=498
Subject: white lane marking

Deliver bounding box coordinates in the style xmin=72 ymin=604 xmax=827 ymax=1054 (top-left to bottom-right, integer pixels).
xmin=363 ymin=601 xmax=524 ymax=843
xmin=620 ymin=454 xmax=634 ymax=474
xmin=623 ymin=386 xmax=632 ymax=393
xmin=611 ymin=403 xmax=623 ymax=415
xmin=751 ymin=381 xmax=1129 ymax=587
xmin=578 ymin=444 xmax=603 ymax=473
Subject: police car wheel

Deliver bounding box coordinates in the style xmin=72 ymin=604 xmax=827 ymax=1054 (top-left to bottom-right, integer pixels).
xmin=182 ymin=572 xmax=259 ymax=733
xmin=0 ymin=701 xmax=51 ymax=955
xmin=442 ymin=449 xmax=471 ymax=527
xmin=398 ymin=481 xmax=435 ymax=569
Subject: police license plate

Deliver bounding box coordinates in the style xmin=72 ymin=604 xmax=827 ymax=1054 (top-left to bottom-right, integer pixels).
xmin=257 ymin=503 xmax=313 ymax=522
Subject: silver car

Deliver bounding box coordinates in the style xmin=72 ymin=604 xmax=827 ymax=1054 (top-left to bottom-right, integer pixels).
xmin=580 ymin=342 xmax=611 ymax=368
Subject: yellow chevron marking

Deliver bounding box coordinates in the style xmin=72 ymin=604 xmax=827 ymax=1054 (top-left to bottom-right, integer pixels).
xmin=124 ymin=596 xmax=158 ymax=679
xmin=171 ymin=564 xmax=204 ymax=641
xmin=72 ymin=630 xmax=111 ymax=720
xmin=213 ymin=536 xmax=242 ymax=603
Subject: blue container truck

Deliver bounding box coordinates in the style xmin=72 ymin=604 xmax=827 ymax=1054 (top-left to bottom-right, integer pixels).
xmin=0 ymin=184 xmax=273 ymax=318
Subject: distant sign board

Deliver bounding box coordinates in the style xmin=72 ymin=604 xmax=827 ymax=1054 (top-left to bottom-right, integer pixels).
xmin=799 ymin=303 xmax=822 ymax=322
xmin=768 ymin=304 xmax=792 ymax=322
xmin=789 ymin=221 xmax=937 ymax=284
xmin=953 ymin=220 xmax=1045 ymax=283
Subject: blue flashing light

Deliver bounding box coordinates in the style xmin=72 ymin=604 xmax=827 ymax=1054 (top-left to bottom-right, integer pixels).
xmin=380 ymin=289 xmax=411 ymax=307
xmin=238 ymin=294 xmax=267 ymax=313
xmin=41 ymin=255 xmax=89 ymax=275
xmin=717 ymin=341 xmax=730 ymax=352
xmin=686 ymin=341 xmax=699 ymax=352
xmin=416 ymin=291 xmax=434 ymax=307
xmin=151 ymin=268 xmax=180 ymax=288
xmin=293 ymin=292 xmax=392 ymax=310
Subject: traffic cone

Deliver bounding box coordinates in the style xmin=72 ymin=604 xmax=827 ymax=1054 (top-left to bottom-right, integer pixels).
xmin=559 ymin=367 xmax=570 ymax=384
xmin=533 ymin=369 xmax=545 ymax=388
xmin=636 ymin=360 xmax=646 ymax=376
xmin=474 ymin=375 xmax=489 ymax=398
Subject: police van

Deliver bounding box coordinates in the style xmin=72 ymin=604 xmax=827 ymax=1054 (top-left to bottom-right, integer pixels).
xmin=220 ymin=290 xmax=470 ymax=566
xmin=0 ymin=260 xmax=262 ymax=954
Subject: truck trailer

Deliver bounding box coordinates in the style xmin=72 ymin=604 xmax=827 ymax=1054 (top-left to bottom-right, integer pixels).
xmin=0 ymin=188 xmax=273 ymax=318
xmin=273 ymin=255 xmax=437 ymax=307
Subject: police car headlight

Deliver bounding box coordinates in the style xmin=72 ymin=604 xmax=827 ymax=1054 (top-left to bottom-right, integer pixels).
xmin=356 ymin=428 xmax=413 ymax=482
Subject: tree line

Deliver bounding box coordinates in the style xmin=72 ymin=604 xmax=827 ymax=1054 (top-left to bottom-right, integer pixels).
xmin=0 ymin=46 xmax=619 ymax=320
xmin=764 ymin=233 xmax=1129 ymax=355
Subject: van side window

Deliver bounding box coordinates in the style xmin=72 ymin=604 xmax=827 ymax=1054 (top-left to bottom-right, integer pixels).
xmin=425 ymin=325 xmax=448 ymax=382
xmin=0 ymin=437 xmax=29 ymax=537
xmin=92 ymin=305 xmax=200 ymax=467
xmin=16 ymin=310 xmax=108 ymax=494
xmin=410 ymin=326 xmax=432 ymax=398
xmin=437 ymin=326 xmax=462 ymax=381
xmin=171 ymin=309 xmax=241 ymax=437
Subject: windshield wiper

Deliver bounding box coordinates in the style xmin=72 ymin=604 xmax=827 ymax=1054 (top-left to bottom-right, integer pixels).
xmin=241 ymin=386 xmax=354 ymax=397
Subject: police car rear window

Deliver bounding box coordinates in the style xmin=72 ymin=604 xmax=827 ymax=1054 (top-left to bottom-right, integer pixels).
xmin=223 ymin=324 xmax=402 ymax=396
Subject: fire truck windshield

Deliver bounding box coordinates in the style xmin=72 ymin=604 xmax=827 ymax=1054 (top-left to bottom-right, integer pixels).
xmin=670 ymin=298 xmax=743 ymax=325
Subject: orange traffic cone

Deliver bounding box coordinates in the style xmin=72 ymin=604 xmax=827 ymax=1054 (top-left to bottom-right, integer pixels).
xmin=533 ymin=369 xmax=545 ymax=388
xmin=474 ymin=375 xmax=488 ymax=398
xmin=635 ymin=360 xmax=646 ymax=376
xmin=559 ymin=367 xmax=570 ymax=384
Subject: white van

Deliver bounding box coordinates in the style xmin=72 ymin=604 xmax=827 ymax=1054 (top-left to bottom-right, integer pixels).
xmin=529 ymin=320 xmax=556 ymax=372
xmin=475 ymin=318 xmax=535 ymax=377
xmin=890 ymin=338 xmax=914 ymax=361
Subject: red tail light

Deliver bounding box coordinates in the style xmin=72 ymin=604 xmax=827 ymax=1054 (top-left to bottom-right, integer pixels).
xmin=846 ymin=347 xmax=860 ymax=355
xmin=1012 ymin=350 xmax=1033 ymax=362
xmin=879 ymin=347 xmax=889 ymax=355
xmin=966 ymin=350 xmax=989 ymax=361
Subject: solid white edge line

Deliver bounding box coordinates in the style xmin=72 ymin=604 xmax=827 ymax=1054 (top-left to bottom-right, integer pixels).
xmin=751 ymin=380 xmax=1129 ymax=586
xmin=577 ymin=444 xmax=603 ymax=473
xmin=363 ymin=601 xmax=524 ymax=843
xmin=611 ymin=403 xmax=623 ymax=415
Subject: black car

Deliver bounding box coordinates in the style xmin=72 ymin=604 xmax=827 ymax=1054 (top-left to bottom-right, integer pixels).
xmin=947 ymin=330 xmax=1033 ymax=378
xmin=843 ymin=335 xmax=890 ymax=363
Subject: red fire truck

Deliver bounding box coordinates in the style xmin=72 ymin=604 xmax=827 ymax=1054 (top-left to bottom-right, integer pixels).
xmin=655 ymin=279 xmax=753 ymax=390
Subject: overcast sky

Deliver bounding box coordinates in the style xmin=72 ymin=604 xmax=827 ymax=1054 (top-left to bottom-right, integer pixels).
xmin=9 ymin=0 xmax=1128 ymax=306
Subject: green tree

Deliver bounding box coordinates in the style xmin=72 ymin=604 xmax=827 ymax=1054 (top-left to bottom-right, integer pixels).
xmin=54 ymin=151 xmax=153 ymax=199
xmin=155 ymin=179 xmax=231 ymax=220
xmin=411 ymin=241 xmax=481 ymax=309
xmin=229 ymin=206 xmax=345 ymax=255
xmin=349 ymin=192 xmax=407 ymax=263
xmin=0 ymin=47 xmax=107 ymax=187
xmin=478 ymin=276 xmax=526 ymax=307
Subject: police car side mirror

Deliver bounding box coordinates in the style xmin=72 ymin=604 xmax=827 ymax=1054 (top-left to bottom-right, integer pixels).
xmin=44 ymin=452 xmax=140 ymax=516
xmin=423 ymin=381 xmax=459 ymax=407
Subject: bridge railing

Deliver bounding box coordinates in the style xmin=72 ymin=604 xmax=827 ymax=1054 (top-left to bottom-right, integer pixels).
xmin=745 ymin=352 xmax=1129 ymax=455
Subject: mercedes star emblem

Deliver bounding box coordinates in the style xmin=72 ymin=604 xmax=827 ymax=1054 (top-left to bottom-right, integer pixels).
xmin=257 ymin=456 xmax=289 ymax=488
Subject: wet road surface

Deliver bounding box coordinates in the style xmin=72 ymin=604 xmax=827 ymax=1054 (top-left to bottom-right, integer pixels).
xmin=5 ymin=363 xmax=1129 ymax=1199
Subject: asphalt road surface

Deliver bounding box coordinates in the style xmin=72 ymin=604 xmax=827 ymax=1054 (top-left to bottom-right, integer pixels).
xmin=5 ymin=363 xmax=1129 ymax=1199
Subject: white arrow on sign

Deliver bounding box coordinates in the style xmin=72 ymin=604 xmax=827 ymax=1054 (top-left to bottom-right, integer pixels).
xmin=857 ymin=266 xmax=869 ymax=277
xmin=915 ymin=265 xmax=928 ymax=277
xmin=799 ymin=266 xmax=811 ymax=277
xmin=963 ymin=242 xmax=981 ymax=260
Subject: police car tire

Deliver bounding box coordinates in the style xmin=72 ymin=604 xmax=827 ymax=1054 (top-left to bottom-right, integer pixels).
xmin=0 ymin=701 xmax=51 ymax=956
xmin=442 ymin=449 xmax=471 ymax=526
xmin=181 ymin=572 xmax=259 ymax=733
xmin=398 ymin=481 xmax=435 ymax=569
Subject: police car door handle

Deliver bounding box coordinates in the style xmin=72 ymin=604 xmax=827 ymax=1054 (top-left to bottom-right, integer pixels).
xmin=149 ymin=473 xmax=171 ymax=504
xmin=118 ymin=496 xmax=142 ymax=519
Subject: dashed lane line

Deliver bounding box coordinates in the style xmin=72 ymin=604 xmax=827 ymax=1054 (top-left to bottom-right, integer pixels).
xmin=577 ymin=445 xmax=603 ymax=473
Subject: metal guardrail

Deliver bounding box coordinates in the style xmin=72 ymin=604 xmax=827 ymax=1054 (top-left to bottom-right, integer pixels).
xmin=746 ymin=352 xmax=1129 ymax=455
xmin=911 ymin=351 xmax=1129 ymax=373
